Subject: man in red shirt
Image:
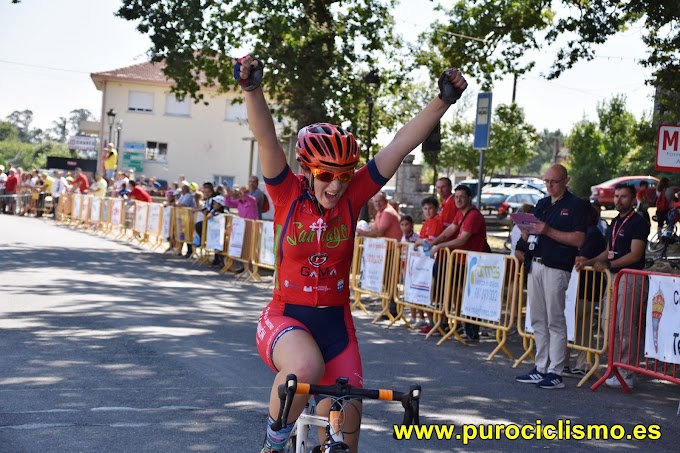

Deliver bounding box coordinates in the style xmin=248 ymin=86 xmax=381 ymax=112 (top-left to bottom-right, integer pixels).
xmin=435 ymin=177 xmax=458 ymax=227
xmin=428 ymin=184 xmax=488 ymax=340
xmin=4 ymin=168 xmax=18 ymax=214
xmin=357 ymin=191 xmax=402 ymax=240
xmin=71 ymin=167 xmax=90 ymax=193
xmin=128 ymin=180 xmax=152 ymax=202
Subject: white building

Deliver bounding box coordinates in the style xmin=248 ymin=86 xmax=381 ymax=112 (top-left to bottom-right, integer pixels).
xmin=91 ymin=61 xmax=276 ymax=189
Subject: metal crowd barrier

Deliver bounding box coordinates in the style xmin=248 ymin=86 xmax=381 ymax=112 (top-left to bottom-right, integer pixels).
xmin=514 ymin=265 xmax=612 ymax=387
xmin=592 ymin=269 xmax=680 ymax=392
xmin=349 ymin=237 xmax=400 ymax=320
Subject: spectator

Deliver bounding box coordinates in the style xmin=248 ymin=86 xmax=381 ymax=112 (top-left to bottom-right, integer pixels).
xmin=128 ymin=180 xmax=152 ymax=203
xmin=636 ymin=180 xmax=652 ymax=225
xmin=103 ymin=143 xmax=118 ymax=181
xmin=89 ymin=174 xmax=108 ymax=199
xmin=225 ymin=185 xmax=259 ymax=220
xmin=424 ymin=185 xmax=488 ymax=339
xmin=117 ymin=182 xmax=130 ymax=198
xmin=112 ymin=171 xmax=129 ymax=195
xmin=356 ymin=191 xmax=402 ymax=240
xmin=71 ymin=168 xmax=90 ymax=194
xmin=248 ymin=175 xmax=267 ymax=219
xmin=655 ymin=177 xmax=670 ymax=234
xmin=51 ymin=170 xmax=67 ymax=218
xmin=176 ymin=182 xmax=197 ymax=258
xmin=515 ymin=164 xmax=586 ymax=390
xmin=195 ymin=182 xmax=217 ymax=248
xmin=0 ymin=165 xmax=6 ymax=213
xmin=435 ymin=177 xmax=458 ymax=227
xmin=588 ymin=183 xmax=649 ymax=388
xmin=399 ymin=215 xmax=419 ymax=243
xmin=4 ymin=168 xmax=18 ymax=214
xmin=411 ymin=197 xmax=444 ymax=329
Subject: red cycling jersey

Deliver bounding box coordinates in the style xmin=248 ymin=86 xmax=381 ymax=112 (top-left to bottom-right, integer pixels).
xmin=265 ymin=162 xmax=384 ymax=307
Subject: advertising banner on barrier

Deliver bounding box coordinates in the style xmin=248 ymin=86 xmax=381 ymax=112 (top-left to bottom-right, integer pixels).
xmin=525 ymin=268 xmax=578 ymax=341
xmin=461 ymin=252 xmax=507 ymax=322
xmin=206 ymin=215 xmax=226 ymax=251
xmin=90 ymin=198 xmax=101 ymax=223
xmin=161 ymin=207 xmax=172 ymax=238
xmin=175 ymin=209 xmax=191 ymax=242
xmin=135 ymin=202 xmax=149 ymax=234
xmin=81 ymin=196 xmax=90 ymax=220
xmin=110 ymin=199 xmax=123 ymax=226
xmin=73 ymin=194 xmax=82 ymax=220
xmin=645 ymin=275 xmax=680 ymax=365
xmin=147 ymin=204 xmax=162 ymax=234
xmin=403 ymin=244 xmax=435 ymax=306
xmin=360 ymin=238 xmax=387 ymax=293
xmin=259 ymin=221 xmax=275 ymax=266
xmin=228 ymin=216 xmax=246 ymax=257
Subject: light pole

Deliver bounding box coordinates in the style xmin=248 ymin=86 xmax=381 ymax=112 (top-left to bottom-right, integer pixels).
xmin=106 ymin=109 xmax=116 ymax=146
xmin=360 ymin=70 xmax=380 ymax=222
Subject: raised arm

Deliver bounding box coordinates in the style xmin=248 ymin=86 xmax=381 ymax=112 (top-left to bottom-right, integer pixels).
xmin=235 ymin=55 xmax=287 ymax=180
xmin=373 ymin=68 xmax=467 ymax=179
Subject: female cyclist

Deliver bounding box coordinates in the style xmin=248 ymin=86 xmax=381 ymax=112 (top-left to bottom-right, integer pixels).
xmin=235 ymin=54 xmax=467 ymax=453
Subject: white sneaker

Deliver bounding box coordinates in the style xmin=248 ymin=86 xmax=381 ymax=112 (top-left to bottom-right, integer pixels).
xmin=605 ymin=375 xmax=634 ymax=388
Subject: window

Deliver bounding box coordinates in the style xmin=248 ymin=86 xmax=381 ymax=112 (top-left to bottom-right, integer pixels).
xmin=165 ymin=93 xmax=190 ymax=116
xmin=128 ymin=91 xmax=154 ymax=113
xmin=213 ymin=175 xmax=234 ymax=189
xmin=146 ymin=141 xmax=168 ymax=163
xmin=225 ymin=101 xmax=247 ymax=122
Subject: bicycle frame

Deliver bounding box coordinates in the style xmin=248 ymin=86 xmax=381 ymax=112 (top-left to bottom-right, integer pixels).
xmin=273 ymin=374 xmax=421 ymax=453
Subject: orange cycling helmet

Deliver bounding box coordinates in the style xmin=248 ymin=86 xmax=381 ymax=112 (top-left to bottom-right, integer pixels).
xmin=296 ymin=123 xmax=360 ymax=172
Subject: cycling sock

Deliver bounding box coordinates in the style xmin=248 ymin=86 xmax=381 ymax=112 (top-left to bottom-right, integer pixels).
xmin=263 ymin=415 xmax=293 ymax=450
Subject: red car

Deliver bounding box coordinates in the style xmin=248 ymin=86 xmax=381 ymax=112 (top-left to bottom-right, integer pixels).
xmin=590 ymin=176 xmax=659 ymax=209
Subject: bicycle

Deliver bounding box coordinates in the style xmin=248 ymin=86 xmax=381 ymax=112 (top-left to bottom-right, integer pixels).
xmin=272 ymin=374 xmax=421 ymax=453
xmin=646 ymin=221 xmax=678 ymax=257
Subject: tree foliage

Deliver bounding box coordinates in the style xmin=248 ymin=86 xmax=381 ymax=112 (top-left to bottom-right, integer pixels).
xmin=517 ymin=129 xmax=564 ymax=176
xmin=566 ymin=95 xmax=640 ymax=197
xmin=117 ymin=0 xmax=411 ymax=152
xmin=421 ymin=1 xmax=680 ymax=109
xmin=436 ymin=103 xmax=538 ymax=182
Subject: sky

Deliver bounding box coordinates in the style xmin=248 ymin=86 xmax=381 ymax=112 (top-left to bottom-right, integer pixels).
xmin=0 ymin=0 xmax=656 ymax=140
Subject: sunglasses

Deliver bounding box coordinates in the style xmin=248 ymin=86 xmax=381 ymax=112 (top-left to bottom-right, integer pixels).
xmin=311 ymin=168 xmax=355 ymax=184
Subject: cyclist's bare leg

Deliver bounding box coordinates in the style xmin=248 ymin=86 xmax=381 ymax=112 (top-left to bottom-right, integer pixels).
xmin=269 ymin=329 xmax=325 ymax=421
xmin=316 ymin=398 xmax=362 ymax=452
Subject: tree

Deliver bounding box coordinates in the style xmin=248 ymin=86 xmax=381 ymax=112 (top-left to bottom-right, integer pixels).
xmin=68 ymin=109 xmax=95 ymax=135
xmin=48 ymin=117 xmax=69 ymax=143
xmin=565 ymin=120 xmax=607 ymax=197
xmin=518 ymin=129 xmax=565 ymax=176
xmin=420 ymin=1 xmax=680 ymax=107
xmin=117 ymin=0 xmax=410 ymax=152
xmin=566 ymin=95 xmax=640 ymax=197
xmin=6 ymin=110 xmax=34 ymax=142
xmin=438 ymin=103 xmax=538 ymax=182
xmin=0 ymin=122 xmax=20 ymax=142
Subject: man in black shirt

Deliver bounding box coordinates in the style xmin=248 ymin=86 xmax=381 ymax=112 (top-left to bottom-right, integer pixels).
xmin=515 ymin=164 xmax=586 ymax=389
xmin=588 ymin=183 xmax=649 ymax=388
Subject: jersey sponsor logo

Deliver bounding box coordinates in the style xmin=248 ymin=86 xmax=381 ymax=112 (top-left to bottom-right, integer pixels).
xmin=308 ymin=252 xmax=329 ymax=267
xmin=309 ymin=218 xmax=327 ymax=243
xmin=316 ymin=285 xmax=330 ymax=292
xmin=303 ymin=286 xmax=313 ymax=292
xmin=301 ymin=266 xmax=338 ymax=278
xmin=337 ymin=279 xmax=344 ymax=291
xmin=561 ymin=208 xmax=569 ymax=216
xmin=284 ymin=280 xmax=301 ymax=289
xmin=285 ymin=220 xmax=352 ymax=249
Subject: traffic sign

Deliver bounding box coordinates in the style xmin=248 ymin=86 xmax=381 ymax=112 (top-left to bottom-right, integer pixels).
xmin=473 ymin=93 xmax=492 ymax=150
xmin=656 ymin=124 xmax=680 ymax=172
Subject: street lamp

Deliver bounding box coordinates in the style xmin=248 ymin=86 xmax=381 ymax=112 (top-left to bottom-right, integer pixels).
xmin=106 ymin=109 xmax=116 ymax=146
xmin=359 ymin=70 xmax=381 ymax=222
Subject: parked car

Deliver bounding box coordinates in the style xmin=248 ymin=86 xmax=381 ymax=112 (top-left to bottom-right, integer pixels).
xmin=459 ymin=177 xmax=546 ymax=197
xmin=589 ymin=176 xmax=659 ymax=209
xmin=473 ymin=188 xmax=543 ymax=225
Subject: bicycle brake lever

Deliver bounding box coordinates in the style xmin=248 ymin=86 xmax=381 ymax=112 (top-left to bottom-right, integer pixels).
xmin=272 ymin=374 xmax=297 ymax=431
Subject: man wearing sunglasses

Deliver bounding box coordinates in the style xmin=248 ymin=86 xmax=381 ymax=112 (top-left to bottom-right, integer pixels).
xmin=515 ymin=164 xmax=586 ymax=390
xmin=235 ymin=54 xmax=468 ymax=453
